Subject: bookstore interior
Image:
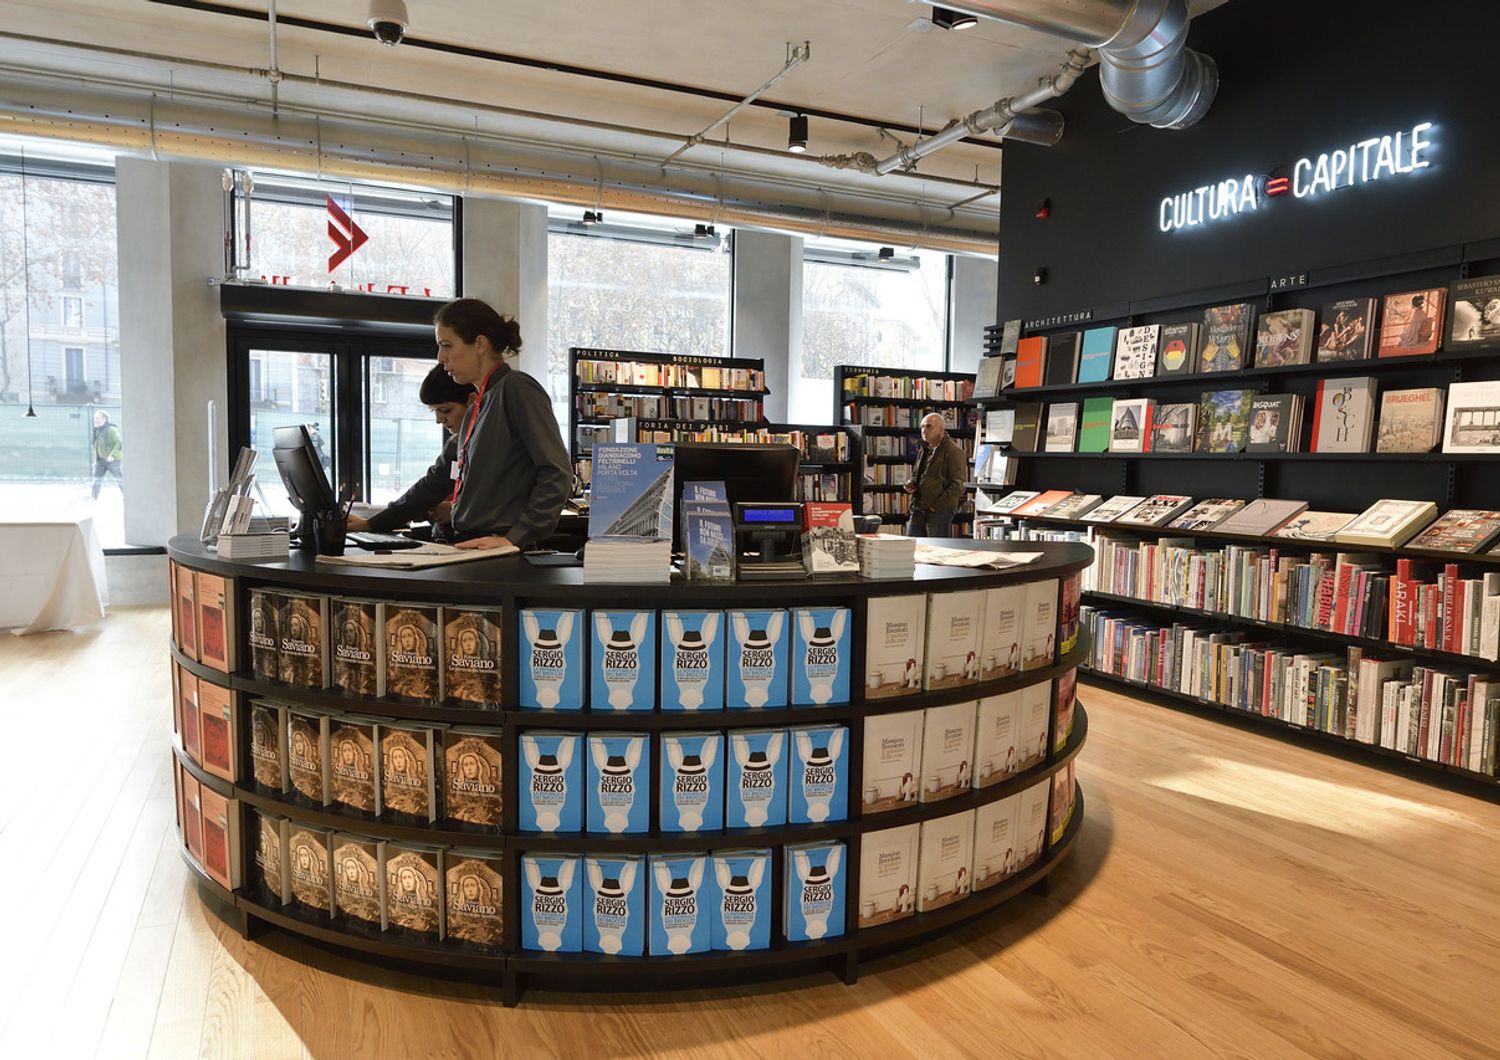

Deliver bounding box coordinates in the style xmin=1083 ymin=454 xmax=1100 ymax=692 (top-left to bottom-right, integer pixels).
xmin=4 ymin=0 xmax=1500 ymax=1054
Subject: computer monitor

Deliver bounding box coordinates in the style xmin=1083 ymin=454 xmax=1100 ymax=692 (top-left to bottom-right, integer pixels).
xmin=670 ymin=441 xmax=800 ymax=548
xmin=272 ymin=425 xmax=338 ymax=539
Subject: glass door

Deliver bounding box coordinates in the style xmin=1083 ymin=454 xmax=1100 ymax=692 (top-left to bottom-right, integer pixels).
xmin=240 ymin=343 xmax=337 ymax=518
xmin=365 ymin=354 xmax=446 ymax=504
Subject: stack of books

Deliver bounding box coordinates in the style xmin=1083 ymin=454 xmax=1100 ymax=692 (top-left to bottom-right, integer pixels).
xmin=583 ymin=540 xmax=673 ymax=584
xmin=217 ymin=531 xmax=291 ymax=560
xmin=858 ymin=535 xmax=916 ymax=579
xmin=585 ymin=443 xmax=675 ymax=584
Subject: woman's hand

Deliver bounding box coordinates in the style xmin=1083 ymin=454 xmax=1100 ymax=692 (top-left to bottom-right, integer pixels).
xmin=455 ymin=535 xmax=515 ymax=551
xmin=345 ymin=514 xmax=370 ymax=531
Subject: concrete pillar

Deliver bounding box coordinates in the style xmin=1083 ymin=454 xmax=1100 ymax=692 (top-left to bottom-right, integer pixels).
xmin=462 ymin=199 xmax=549 ymax=381
xmin=732 ymin=229 xmax=801 ymax=424
xmin=949 ymin=255 xmax=999 ymax=375
xmin=115 ymin=158 xmax=228 ymax=545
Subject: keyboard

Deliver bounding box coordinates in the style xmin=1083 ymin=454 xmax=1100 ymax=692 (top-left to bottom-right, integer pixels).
xmin=347 ymin=531 xmax=424 ymax=550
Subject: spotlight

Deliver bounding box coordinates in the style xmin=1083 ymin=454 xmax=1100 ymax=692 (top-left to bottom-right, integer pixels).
xmin=932 ymin=6 xmax=979 ymax=30
xmin=788 ymin=113 xmax=809 ymax=154
xmin=582 ymin=210 xmax=602 ymax=226
xmin=878 ymin=246 xmax=895 ymax=261
xmin=694 ymin=223 xmax=717 ymax=239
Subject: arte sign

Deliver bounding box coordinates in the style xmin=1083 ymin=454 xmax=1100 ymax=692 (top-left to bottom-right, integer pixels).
xmin=1158 ymin=121 xmax=1435 ymax=233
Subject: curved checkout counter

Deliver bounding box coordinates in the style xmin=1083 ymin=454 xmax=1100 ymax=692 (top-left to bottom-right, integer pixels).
xmin=165 ymin=535 xmax=1090 ymax=1004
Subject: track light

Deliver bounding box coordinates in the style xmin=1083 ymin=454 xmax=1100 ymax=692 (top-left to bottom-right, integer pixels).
xmin=878 ymin=246 xmax=895 ymax=261
xmin=582 ymin=210 xmax=602 ymax=226
xmin=932 ymin=6 xmax=979 ymax=30
xmin=788 ymin=113 xmax=809 ymax=153
xmin=694 ymin=223 xmax=717 ymax=239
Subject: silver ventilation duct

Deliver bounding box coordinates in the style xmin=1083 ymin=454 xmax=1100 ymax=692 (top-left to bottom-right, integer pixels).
xmin=939 ymin=0 xmax=1218 ymax=129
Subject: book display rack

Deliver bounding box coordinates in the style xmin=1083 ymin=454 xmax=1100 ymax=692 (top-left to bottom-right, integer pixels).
xmin=972 ymin=241 xmax=1500 ymax=795
xmin=166 ymin=536 xmax=1090 ymax=1004
xmin=834 ymin=365 xmax=979 ymax=530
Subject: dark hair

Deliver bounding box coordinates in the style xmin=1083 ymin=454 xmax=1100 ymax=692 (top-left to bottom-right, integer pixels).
xmin=434 ymin=298 xmax=522 ymax=355
xmin=418 ymin=363 xmax=476 ymax=406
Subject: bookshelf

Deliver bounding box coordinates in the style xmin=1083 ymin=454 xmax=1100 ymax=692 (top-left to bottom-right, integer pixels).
xmin=834 ymin=365 xmax=979 ymax=530
xmin=569 ymin=347 xmax=769 ymax=482
xmin=972 ymin=240 xmax=1500 ymax=794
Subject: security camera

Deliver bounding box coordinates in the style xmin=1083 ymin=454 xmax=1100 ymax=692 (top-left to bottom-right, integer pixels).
xmin=367 ymin=0 xmax=409 ymax=46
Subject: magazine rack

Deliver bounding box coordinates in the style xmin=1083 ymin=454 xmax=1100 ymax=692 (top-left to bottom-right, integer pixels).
xmin=166 ymin=536 xmax=1090 ymax=1004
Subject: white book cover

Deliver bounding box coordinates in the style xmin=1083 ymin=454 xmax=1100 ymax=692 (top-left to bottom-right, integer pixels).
xmin=1020 ymin=579 xmax=1058 ymax=671
xmin=1109 ymin=398 xmax=1154 ymax=452
xmin=984 ymin=409 xmax=1016 ymax=445
xmin=860 ymin=710 xmax=924 ymax=814
xmin=856 ymin=823 xmax=919 ymax=928
xmin=1442 ymin=380 xmax=1500 ymax=454
xmin=924 ymin=590 xmax=984 ymax=690
xmin=972 ymin=792 xmax=1022 ymax=890
xmin=1017 ymin=779 xmax=1050 ymax=866
xmin=1080 ymin=496 xmax=1146 ymax=524
xmin=988 ymin=490 xmax=1039 ymax=514
xmin=1335 ymin=499 xmax=1438 ymax=546
xmin=916 ymin=809 xmax=975 ymax=912
xmin=865 ymin=595 xmax=926 ymax=699
xmin=973 ymin=691 xmax=1024 ymax=787
xmin=979 ymin=584 xmax=1024 ymax=681
xmin=1016 ymin=680 xmax=1052 ymax=770
xmin=1043 ymin=403 xmax=1079 ymax=452
xmin=1311 ymin=376 xmax=1378 ymax=453
xmin=1113 ymin=325 xmax=1160 ymax=380
xmin=918 ymin=701 xmax=976 ymax=803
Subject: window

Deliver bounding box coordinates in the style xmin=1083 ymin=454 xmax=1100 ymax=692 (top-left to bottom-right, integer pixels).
xmin=0 ymin=139 xmax=124 ymax=545
xmin=234 ymin=172 xmax=456 ymax=296
xmin=365 ymin=356 xmax=444 ymax=505
xmin=244 ymin=347 xmax=336 ymax=519
xmin=547 ymin=208 xmax=733 ymax=432
xmin=795 ymin=239 xmax=951 ymax=423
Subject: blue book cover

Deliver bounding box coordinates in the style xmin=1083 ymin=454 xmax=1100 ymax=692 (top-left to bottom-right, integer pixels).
xmin=649 ymin=853 xmax=714 ymax=955
xmin=684 ymin=506 xmax=736 ymax=581
xmin=726 ymin=609 xmax=789 ymax=709
xmin=660 ymin=731 xmax=724 ymax=832
xmin=589 ymin=443 xmax=675 ymax=540
xmin=679 ymin=480 xmax=728 ymax=545
xmin=1077 ymin=327 xmax=1118 ymax=383
xmin=789 ymin=723 xmax=849 ymax=824
xmin=521 ymin=854 xmax=582 ymax=952
xmin=591 ymin=610 xmax=657 ymax=711
xmin=518 ymin=608 xmax=584 ymax=711
xmin=783 ymin=840 xmax=846 ymax=942
xmin=518 ymin=731 xmax=582 ymax=832
xmin=792 ymin=607 xmax=851 ymax=706
xmin=583 ymin=854 xmax=645 ymax=956
xmin=586 ymin=733 xmax=649 ymax=833
xmin=726 ymin=729 xmax=787 ymax=828
xmin=711 ymin=849 xmax=772 ymax=951
xmin=661 ymin=610 xmax=725 ymax=711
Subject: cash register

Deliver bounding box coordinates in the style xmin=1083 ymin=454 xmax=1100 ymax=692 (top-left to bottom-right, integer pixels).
xmin=734 ymin=502 xmax=806 ymax=579
xmin=669 ymin=441 xmax=806 ymax=580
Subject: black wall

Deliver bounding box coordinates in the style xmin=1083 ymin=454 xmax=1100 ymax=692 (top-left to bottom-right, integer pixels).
xmin=997 ymin=0 xmax=1500 ymax=322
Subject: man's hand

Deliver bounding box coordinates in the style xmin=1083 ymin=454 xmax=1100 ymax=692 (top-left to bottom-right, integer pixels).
xmin=455 ymin=535 xmax=515 ymax=551
xmin=902 ymin=480 xmax=916 ymax=494
xmin=346 ymin=514 xmax=370 ymax=531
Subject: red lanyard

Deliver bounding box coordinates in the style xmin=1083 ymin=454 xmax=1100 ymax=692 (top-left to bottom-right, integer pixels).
xmin=452 ymin=363 xmax=502 ymax=502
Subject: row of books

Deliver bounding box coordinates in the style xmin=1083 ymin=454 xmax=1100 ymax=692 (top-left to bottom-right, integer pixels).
xmin=864 ymin=434 xmax=922 ymax=461
xmin=981 ymin=488 xmax=1500 ymax=554
xmin=863 ymin=463 xmax=910 ymax=487
xmin=170 ymin=561 xmax=235 ymax=673
xmin=845 ymin=404 xmax=977 ymax=431
xmin=1082 ymin=610 xmax=1500 ymax=776
xmin=981 ymin=275 xmax=1500 ymax=396
xmin=577 ymin=394 xmax=764 ymax=423
xmin=796 ymin=472 xmax=852 ymax=503
xmin=577 ymin=426 xmax=854 ymax=486
xmin=841 ymin=374 xmax=975 ymax=403
xmin=574 ymin=356 xmax=765 ymax=393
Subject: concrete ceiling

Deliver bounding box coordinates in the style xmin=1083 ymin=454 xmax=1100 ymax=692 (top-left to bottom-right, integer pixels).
xmin=0 ymin=0 xmax=1228 ymax=247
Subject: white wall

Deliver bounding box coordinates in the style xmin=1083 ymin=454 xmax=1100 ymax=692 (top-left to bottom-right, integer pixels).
xmin=949 ymin=256 xmax=1000 ymax=376
xmin=732 ymin=230 xmax=801 ymax=423
xmin=462 ymin=199 xmax=549 ymax=380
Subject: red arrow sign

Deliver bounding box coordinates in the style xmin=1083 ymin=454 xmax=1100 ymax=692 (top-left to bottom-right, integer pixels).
xmin=327 ymin=195 xmax=369 ymax=272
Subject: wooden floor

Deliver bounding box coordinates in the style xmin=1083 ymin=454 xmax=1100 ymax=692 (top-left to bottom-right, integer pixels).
xmin=3 ymin=606 xmax=1499 ymax=1059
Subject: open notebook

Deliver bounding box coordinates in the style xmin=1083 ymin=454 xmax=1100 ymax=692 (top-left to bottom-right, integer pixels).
xmin=317 ymin=541 xmax=519 ymax=569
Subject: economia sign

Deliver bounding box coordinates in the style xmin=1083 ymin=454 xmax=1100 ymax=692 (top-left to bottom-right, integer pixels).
xmin=1158 ymin=121 xmax=1435 ymax=233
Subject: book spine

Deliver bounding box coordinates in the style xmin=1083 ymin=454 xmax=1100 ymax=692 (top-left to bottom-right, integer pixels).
xmin=1442 ymin=564 xmax=1458 ymax=654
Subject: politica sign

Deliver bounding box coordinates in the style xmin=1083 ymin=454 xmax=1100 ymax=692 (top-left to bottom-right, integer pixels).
xmin=1158 ymin=121 xmax=1435 ymax=233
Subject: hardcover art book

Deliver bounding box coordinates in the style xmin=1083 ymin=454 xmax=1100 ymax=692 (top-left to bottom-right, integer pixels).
xmin=1044 ymin=403 xmax=1079 ymax=452
xmin=1311 ymin=377 xmax=1378 ymax=453
xmin=384 ymin=603 xmax=442 ymax=703
xmin=1334 ymin=499 xmax=1438 ymax=548
xmin=1045 ymin=493 xmax=1104 ymax=519
xmin=1254 ymin=308 xmax=1315 ymax=368
xmin=1076 ymin=327 xmax=1117 ymax=383
xmin=1448 ymin=276 xmax=1500 ymax=350
xmin=1077 ymin=396 xmax=1114 ymax=453
xmin=1375 ymin=388 xmax=1444 ymax=453
xmin=973 ymin=356 xmax=1004 ymax=399
xmin=277 ymin=592 xmax=328 ymax=689
xmin=329 ymin=715 xmax=379 ymax=814
xmin=446 ymin=849 xmax=505 ymax=950
xmin=1109 ymin=398 xmax=1153 ymax=453
xmin=443 ymin=727 xmax=503 ymax=827
xmin=1157 ymin=322 xmax=1200 ymax=375
xmin=332 ymin=833 xmax=385 ymax=928
xmin=983 ymin=490 xmax=1039 ymax=515
xmin=1115 ymin=494 xmax=1194 ymax=527
xmin=331 ymin=599 xmax=379 ymax=697
xmin=1316 ymin=298 xmax=1377 ymax=361
xmin=1044 ymin=331 xmax=1081 ymax=386
xmin=1442 ymin=381 xmax=1500 ymax=454
xmin=1150 ymin=403 xmax=1197 ymax=453
xmin=380 ymin=723 xmax=437 ymax=822
xmin=1113 ymin=325 xmax=1160 ymax=380
xmin=1196 ymin=390 xmax=1255 ymax=452
xmin=1270 ymin=510 xmax=1355 ymax=542
xmin=443 ymin=607 xmax=504 ymax=707
xmin=1013 ymin=335 xmax=1048 ymax=389
xmin=1214 ymin=498 xmax=1309 ymax=537
xmin=1010 ymin=490 xmax=1077 ymax=517
xmin=1406 ymin=510 xmax=1500 ymax=555
xmin=865 ymin=595 xmax=925 ymax=699
xmin=384 ymin=843 xmax=444 ymax=939
xmin=1198 ymin=303 xmax=1255 ymax=373
xmin=1168 ymin=498 xmax=1246 ymax=531
xmin=861 ymin=710 xmax=923 ymax=813
xmin=1246 ymin=394 xmax=1303 ymax=453
xmin=915 ymin=809 xmax=976 ymax=912
xmin=588 ymin=443 xmax=675 ymax=539
xmin=857 ymin=824 xmax=919 ymax=928
xmin=1009 ymin=402 xmax=1044 ymax=452
xmin=248 ymin=588 xmax=280 ymax=683
xmin=1378 ymin=288 xmax=1446 ymax=357
xmin=1080 ymin=495 xmax=1147 ymax=523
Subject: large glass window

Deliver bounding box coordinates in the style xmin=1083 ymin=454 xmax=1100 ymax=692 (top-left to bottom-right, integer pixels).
xmin=0 ymin=139 xmax=124 ymax=544
xmin=795 ymin=239 xmax=950 ymax=423
xmin=547 ymin=209 xmax=733 ymax=431
xmin=235 ymin=172 xmax=456 ymax=296
xmin=366 ymin=355 xmax=444 ymax=505
xmin=245 ymin=348 xmax=336 ymax=517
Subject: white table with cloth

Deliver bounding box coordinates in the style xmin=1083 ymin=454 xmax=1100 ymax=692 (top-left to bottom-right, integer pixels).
xmin=0 ymin=516 xmax=110 ymax=634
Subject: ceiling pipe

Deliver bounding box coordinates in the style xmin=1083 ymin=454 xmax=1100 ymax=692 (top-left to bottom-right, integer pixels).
xmin=938 ymin=0 xmax=1218 ymax=129
xmin=995 ymin=107 xmax=1065 ymax=147
xmin=660 ymin=42 xmax=810 ymax=166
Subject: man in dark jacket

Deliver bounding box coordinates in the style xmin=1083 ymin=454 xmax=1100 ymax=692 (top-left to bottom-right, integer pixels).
xmin=904 ymin=413 xmax=966 ymax=538
xmin=91 ymin=410 xmax=123 ymax=499
xmin=348 ymin=365 xmax=475 ymax=534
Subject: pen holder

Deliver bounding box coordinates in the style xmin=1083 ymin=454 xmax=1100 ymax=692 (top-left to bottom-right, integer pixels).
xmin=314 ymin=511 xmax=348 ymax=556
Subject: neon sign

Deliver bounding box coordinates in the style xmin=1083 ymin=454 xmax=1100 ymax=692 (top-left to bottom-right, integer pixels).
xmin=1158 ymin=121 xmax=1435 ymax=233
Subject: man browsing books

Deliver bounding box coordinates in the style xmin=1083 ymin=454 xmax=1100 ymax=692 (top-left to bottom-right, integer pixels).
xmin=904 ymin=413 xmax=966 ymax=538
